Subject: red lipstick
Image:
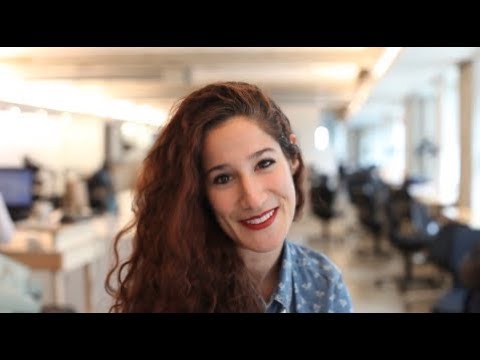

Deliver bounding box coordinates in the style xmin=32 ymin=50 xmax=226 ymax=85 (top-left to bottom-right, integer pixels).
xmin=240 ymin=207 xmax=278 ymax=230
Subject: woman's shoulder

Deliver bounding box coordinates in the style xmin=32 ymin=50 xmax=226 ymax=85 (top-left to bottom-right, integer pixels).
xmin=285 ymin=240 xmax=343 ymax=281
xmin=284 ymin=240 xmax=353 ymax=313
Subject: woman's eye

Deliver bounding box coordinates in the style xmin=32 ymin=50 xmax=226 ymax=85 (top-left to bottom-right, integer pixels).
xmin=213 ymin=174 xmax=231 ymax=185
xmin=257 ymin=159 xmax=275 ymax=170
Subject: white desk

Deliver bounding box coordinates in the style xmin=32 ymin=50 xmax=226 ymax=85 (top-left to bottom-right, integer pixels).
xmin=0 ymin=214 xmax=117 ymax=312
xmin=442 ymin=206 xmax=480 ymax=230
xmin=0 ymin=191 xmax=134 ymax=312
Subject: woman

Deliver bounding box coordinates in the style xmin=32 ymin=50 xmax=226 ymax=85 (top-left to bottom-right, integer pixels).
xmin=105 ymin=81 xmax=353 ymax=313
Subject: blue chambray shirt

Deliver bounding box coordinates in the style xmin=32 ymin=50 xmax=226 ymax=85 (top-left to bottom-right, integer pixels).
xmin=265 ymin=240 xmax=353 ymax=313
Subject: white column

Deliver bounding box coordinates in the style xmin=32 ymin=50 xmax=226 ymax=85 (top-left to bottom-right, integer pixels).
xmin=436 ymin=67 xmax=460 ymax=205
xmin=471 ymin=59 xmax=480 ymax=216
xmin=423 ymin=94 xmax=438 ymax=183
xmin=332 ymin=121 xmax=348 ymax=165
xmin=404 ymin=95 xmax=423 ymax=177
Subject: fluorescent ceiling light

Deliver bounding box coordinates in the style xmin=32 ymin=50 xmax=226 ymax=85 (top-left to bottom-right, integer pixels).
xmin=345 ymin=47 xmax=403 ymax=119
xmin=310 ymin=63 xmax=359 ymax=80
xmin=0 ymin=47 xmax=30 ymax=58
xmin=192 ymin=63 xmax=359 ymax=84
xmin=0 ymin=77 xmax=167 ymax=126
xmin=0 ymin=64 xmax=21 ymax=80
xmin=371 ymin=47 xmax=402 ymax=79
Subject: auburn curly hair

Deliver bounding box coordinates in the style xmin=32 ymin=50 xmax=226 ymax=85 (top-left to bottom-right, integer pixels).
xmin=105 ymin=82 xmax=305 ymax=312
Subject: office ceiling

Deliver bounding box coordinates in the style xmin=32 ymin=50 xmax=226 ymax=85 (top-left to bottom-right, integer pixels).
xmin=0 ymin=47 xmax=477 ymax=126
xmin=349 ymin=47 xmax=478 ymax=128
xmin=0 ymin=47 xmax=387 ymax=119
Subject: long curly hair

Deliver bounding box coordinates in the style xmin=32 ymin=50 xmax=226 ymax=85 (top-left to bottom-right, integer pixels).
xmin=105 ymin=82 xmax=305 ymax=312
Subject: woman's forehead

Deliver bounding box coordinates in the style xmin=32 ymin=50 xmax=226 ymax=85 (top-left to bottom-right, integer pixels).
xmin=202 ymin=117 xmax=279 ymax=164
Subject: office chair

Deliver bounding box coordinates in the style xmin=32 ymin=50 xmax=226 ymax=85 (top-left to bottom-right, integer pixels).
xmin=310 ymin=174 xmax=338 ymax=242
xmin=355 ymin=180 xmax=392 ymax=258
xmin=431 ymin=226 xmax=480 ymax=312
xmin=378 ymin=197 xmax=441 ymax=292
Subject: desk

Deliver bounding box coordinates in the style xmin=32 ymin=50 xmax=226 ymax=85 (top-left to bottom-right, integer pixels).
xmin=411 ymin=192 xmax=456 ymax=220
xmin=0 ymin=214 xmax=117 ymax=312
xmin=442 ymin=206 xmax=480 ymax=230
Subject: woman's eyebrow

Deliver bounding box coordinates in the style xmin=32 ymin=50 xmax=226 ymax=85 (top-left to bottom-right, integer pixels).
xmin=206 ymin=164 xmax=228 ymax=176
xmin=248 ymin=147 xmax=275 ymax=160
xmin=206 ymin=147 xmax=275 ymax=176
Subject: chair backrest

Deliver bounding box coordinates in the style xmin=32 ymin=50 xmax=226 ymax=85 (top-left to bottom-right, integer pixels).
xmin=310 ymin=177 xmax=336 ymax=219
xmin=431 ymin=226 xmax=480 ymax=286
xmin=429 ymin=223 xmax=469 ymax=272
xmin=450 ymin=228 xmax=480 ymax=286
xmin=385 ymin=188 xmax=411 ymax=235
xmin=460 ymin=243 xmax=480 ymax=312
xmin=410 ymin=201 xmax=440 ymax=237
xmin=466 ymin=290 xmax=480 ymax=313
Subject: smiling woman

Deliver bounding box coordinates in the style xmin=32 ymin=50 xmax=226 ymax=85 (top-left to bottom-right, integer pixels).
xmin=105 ymin=81 xmax=353 ymax=313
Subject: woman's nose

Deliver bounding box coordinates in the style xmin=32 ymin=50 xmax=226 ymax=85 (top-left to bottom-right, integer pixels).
xmin=239 ymin=176 xmax=267 ymax=210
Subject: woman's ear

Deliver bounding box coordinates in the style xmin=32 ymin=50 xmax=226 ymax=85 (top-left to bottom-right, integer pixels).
xmin=289 ymin=134 xmax=300 ymax=174
xmin=289 ymin=133 xmax=297 ymax=145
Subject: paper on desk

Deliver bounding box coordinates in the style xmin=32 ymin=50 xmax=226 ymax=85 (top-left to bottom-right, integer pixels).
xmin=0 ymin=193 xmax=15 ymax=244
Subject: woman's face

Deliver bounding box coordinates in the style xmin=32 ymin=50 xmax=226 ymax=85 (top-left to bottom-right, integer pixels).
xmin=202 ymin=116 xmax=298 ymax=255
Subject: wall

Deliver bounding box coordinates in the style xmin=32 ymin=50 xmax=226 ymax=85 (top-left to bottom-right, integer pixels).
xmin=281 ymin=104 xmax=338 ymax=177
xmin=0 ymin=108 xmax=105 ymax=177
xmin=354 ymin=116 xmax=405 ymax=186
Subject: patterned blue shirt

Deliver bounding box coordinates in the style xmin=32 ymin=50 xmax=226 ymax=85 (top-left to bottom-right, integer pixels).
xmin=265 ymin=241 xmax=353 ymax=313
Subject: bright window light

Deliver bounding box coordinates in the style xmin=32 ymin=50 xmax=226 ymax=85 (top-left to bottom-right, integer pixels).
xmin=315 ymin=126 xmax=330 ymax=151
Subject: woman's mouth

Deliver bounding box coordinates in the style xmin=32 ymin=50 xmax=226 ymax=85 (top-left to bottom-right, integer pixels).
xmin=239 ymin=207 xmax=278 ymax=230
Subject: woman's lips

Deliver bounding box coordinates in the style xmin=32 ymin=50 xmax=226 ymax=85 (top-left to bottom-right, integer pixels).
xmin=240 ymin=207 xmax=278 ymax=230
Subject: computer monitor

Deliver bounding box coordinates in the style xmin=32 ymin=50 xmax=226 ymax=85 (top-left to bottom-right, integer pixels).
xmin=0 ymin=168 xmax=34 ymax=221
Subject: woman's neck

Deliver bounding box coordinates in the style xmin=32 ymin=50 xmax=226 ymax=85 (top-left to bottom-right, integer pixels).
xmin=239 ymin=244 xmax=284 ymax=302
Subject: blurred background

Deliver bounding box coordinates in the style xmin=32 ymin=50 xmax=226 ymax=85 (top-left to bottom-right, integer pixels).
xmin=0 ymin=47 xmax=479 ymax=313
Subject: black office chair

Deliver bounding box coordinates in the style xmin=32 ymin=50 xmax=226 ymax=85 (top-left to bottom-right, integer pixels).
xmin=344 ymin=169 xmax=390 ymax=258
xmin=355 ymin=179 xmax=392 ymax=258
xmin=310 ymin=174 xmax=338 ymax=241
xmin=430 ymin=227 xmax=480 ymax=312
xmin=379 ymin=197 xmax=441 ymax=292
xmin=461 ymin=243 xmax=480 ymax=313
xmin=465 ymin=290 xmax=480 ymax=313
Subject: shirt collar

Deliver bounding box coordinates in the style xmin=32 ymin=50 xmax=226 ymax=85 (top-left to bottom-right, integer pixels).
xmin=268 ymin=241 xmax=295 ymax=312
